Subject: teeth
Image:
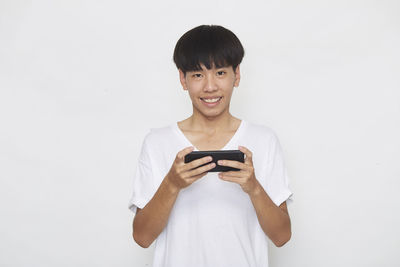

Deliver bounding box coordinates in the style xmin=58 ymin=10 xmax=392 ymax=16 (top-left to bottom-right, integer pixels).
xmin=202 ymin=97 xmax=221 ymax=103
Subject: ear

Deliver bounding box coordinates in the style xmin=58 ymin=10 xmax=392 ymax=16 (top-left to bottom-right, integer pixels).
xmin=179 ymin=69 xmax=188 ymax=91
xmin=233 ymin=65 xmax=241 ymax=87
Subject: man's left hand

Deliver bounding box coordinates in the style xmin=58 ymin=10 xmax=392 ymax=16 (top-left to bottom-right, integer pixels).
xmin=217 ymin=145 xmax=261 ymax=196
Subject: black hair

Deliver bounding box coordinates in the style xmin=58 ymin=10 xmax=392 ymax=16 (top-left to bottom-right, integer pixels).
xmin=173 ymin=25 xmax=245 ymax=76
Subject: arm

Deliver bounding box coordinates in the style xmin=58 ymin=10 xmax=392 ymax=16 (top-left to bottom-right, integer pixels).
xmin=132 ymin=177 xmax=179 ymax=248
xmin=217 ymin=145 xmax=292 ymax=247
xmin=132 ymin=146 xmax=215 ymax=248
xmin=247 ymin=180 xmax=291 ymax=247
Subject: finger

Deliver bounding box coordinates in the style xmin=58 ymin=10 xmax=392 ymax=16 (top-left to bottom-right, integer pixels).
xmin=183 ymin=155 xmax=213 ymax=172
xmin=187 ymin=172 xmax=208 ymax=183
xmin=186 ymin=161 xmax=216 ymax=178
xmin=176 ymin=146 xmax=195 ymax=162
xmin=218 ymin=174 xmax=242 ymax=184
xmin=238 ymin=145 xmax=253 ymax=164
xmin=220 ymin=170 xmax=245 ymax=177
xmin=217 ymin=159 xmax=247 ymax=170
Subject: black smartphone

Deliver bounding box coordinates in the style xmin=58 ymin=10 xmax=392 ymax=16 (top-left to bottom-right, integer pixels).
xmin=184 ymin=150 xmax=244 ymax=172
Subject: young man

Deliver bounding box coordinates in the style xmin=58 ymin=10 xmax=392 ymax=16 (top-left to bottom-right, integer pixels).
xmin=128 ymin=25 xmax=293 ymax=267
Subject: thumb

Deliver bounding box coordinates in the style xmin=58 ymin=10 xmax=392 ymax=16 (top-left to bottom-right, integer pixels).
xmin=177 ymin=146 xmax=195 ymax=162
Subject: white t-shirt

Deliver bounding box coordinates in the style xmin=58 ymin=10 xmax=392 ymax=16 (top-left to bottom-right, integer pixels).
xmin=128 ymin=120 xmax=293 ymax=267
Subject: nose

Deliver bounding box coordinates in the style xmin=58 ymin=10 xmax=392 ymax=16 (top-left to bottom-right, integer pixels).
xmin=204 ymin=74 xmax=218 ymax=92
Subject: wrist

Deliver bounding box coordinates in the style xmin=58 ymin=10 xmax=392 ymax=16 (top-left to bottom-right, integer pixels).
xmin=164 ymin=175 xmax=180 ymax=195
xmin=248 ymin=179 xmax=263 ymax=198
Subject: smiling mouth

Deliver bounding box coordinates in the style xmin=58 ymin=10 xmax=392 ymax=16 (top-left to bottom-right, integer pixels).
xmin=200 ymin=97 xmax=222 ymax=103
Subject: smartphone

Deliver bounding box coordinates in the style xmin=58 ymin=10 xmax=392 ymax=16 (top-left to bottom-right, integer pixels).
xmin=184 ymin=150 xmax=244 ymax=172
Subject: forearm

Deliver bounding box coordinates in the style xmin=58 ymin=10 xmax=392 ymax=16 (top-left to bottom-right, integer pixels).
xmin=248 ymin=180 xmax=291 ymax=247
xmin=133 ymin=176 xmax=179 ymax=248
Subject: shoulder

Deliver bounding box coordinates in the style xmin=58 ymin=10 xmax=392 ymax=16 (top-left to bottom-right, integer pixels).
xmin=141 ymin=122 xmax=177 ymax=148
xmin=244 ymin=120 xmax=280 ymax=144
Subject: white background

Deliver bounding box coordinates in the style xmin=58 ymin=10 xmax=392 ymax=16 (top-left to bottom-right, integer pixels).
xmin=1 ymin=0 xmax=399 ymax=266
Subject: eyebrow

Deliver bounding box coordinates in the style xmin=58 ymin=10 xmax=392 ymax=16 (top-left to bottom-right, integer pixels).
xmin=190 ymin=67 xmax=228 ymax=72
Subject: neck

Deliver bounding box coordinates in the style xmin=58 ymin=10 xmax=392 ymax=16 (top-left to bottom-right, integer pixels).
xmin=186 ymin=112 xmax=238 ymax=134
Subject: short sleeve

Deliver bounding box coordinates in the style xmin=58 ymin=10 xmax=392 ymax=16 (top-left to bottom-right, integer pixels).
xmin=128 ymin=133 xmax=156 ymax=215
xmin=264 ymin=132 xmax=294 ymax=207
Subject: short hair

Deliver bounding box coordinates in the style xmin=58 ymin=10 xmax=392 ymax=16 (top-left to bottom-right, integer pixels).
xmin=173 ymin=25 xmax=245 ymax=76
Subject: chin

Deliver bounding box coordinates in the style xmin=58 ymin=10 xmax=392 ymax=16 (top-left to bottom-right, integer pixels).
xmin=198 ymin=107 xmax=227 ymax=118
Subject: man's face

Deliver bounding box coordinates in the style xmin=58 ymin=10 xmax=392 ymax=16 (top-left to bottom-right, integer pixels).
xmin=179 ymin=63 xmax=241 ymax=118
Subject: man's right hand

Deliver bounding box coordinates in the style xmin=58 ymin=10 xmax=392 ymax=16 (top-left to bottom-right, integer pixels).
xmin=133 ymin=146 xmax=214 ymax=248
xmin=166 ymin=146 xmax=215 ymax=192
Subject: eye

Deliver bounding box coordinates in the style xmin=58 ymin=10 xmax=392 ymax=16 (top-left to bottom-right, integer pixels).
xmin=192 ymin=73 xmax=202 ymax=78
xmin=217 ymin=71 xmax=226 ymax=76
